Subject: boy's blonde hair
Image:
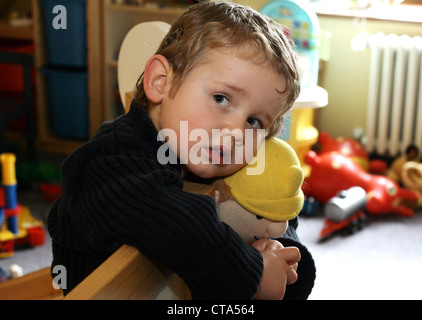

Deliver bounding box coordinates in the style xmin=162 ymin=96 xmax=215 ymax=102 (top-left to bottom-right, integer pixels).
xmin=135 ymin=0 xmax=301 ymax=138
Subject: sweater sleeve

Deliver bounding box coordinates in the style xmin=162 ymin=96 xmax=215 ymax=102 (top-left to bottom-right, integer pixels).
xmin=277 ymin=217 xmax=316 ymax=300
xmin=66 ymin=152 xmax=264 ymax=300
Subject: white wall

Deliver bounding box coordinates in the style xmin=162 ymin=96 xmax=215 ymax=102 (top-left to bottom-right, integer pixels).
xmin=317 ymin=15 xmax=422 ymax=138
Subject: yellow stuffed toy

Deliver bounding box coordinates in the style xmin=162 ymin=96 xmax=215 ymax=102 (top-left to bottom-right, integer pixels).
xmin=214 ymin=137 xmax=304 ymax=244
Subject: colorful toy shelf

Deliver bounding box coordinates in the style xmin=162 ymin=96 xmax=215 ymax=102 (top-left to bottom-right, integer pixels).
xmin=261 ymin=0 xmax=320 ymax=88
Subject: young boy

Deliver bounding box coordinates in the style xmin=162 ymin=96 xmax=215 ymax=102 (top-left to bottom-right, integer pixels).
xmin=48 ymin=0 xmax=315 ymax=299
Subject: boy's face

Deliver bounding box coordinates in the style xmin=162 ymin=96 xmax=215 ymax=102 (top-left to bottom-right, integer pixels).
xmin=149 ymin=48 xmax=287 ymax=178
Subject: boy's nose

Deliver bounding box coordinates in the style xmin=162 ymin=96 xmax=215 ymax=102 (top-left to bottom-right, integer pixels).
xmin=221 ymin=116 xmax=247 ymax=143
xmin=220 ymin=128 xmax=244 ymax=147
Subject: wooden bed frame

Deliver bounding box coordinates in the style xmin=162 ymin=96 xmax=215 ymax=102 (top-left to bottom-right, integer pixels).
xmin=0 ymin=182 xmax=213 ymax=300
xmin=64 ymin=244 xmax=191 ymax=300
xmin=0 ymin=244 xmax=190 ymax=300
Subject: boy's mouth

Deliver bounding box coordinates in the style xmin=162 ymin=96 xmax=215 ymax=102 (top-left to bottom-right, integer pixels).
xmin=209 ymin=146 xmax=230 ymax=165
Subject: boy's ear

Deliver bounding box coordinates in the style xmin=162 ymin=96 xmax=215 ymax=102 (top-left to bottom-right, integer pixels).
xmin=143 ymin=55 xmax=171 ymax=104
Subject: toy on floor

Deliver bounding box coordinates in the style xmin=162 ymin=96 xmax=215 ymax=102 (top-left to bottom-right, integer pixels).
xmin=16 ymin=160 xmax=61 ymax=188
xmin=319 ymin=186 xmax=367 ymax=240
xmin=316 ymin=131 xmax=387 ymax=173
xmin=300 ymin=195 xmax=319 ymax=216
xmin=401 ymin=161 xmax=422 ymax=208
xmin=0 ymin=153 xmax=45 ymax=258
xmin=39 ymin=183 xmax=62 ymax=203
xmin=213 ymin=138 xmax=304 ymax=244
xmin=387 ymin=144 xmax=419 ymax=184
xmin=0 ymin=263 xmax=23 ymax=282
xmin=304 ymin=150 xmax=419 ymax=217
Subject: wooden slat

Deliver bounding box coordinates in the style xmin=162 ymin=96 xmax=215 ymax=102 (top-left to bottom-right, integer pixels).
xmin=64 ymin=244 xmax=191 ymax=300
xmin=0 ymin=181 xmax=216 ymax=300
xmin=0 ymin=267 xmax=63 ymax=300
xmin=0 ymin=245 xmax=191 ymax=300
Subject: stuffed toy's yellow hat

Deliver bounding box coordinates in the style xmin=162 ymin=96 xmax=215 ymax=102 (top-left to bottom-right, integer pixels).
xmin=224 ymin=138 xmax=304 ymax=221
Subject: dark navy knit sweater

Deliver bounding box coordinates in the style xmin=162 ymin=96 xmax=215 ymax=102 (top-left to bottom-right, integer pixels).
xmin=47 ymin=100 xmax=315 ymax=299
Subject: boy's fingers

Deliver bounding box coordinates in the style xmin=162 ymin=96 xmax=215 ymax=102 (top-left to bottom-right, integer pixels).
xmin=251 ymin=238 xmax=284 ymax=252
xmin=251 ymin=238 xmax=266 ymax=251
xmin=276 ymin=246 xmax=301 ymax=265
xmin=286 ymin=266 xmax=299 ymax=285
xmin=278 ymin=248 xmax=300 ymax=285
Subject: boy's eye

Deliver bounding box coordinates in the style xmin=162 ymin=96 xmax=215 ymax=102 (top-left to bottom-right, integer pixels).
xmin=247 ymin=117 xmax=263 ymax=129
xmin=214 ymin=94 xmax=229 ymax=107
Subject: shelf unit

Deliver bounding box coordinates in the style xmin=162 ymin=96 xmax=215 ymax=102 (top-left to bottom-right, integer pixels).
xmin=103 ymin=1 xmax=186 ymax=120
xmin=0 ymin=20 xmax=33 ymax=40
xmin=32 ymin=0 xmax=103 ymax=154
xmin=31 ymin=0 xmax=186 ymax=154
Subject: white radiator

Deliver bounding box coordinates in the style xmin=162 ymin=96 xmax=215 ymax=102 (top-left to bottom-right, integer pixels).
xmin=366 ymin=33 xmax=422 ymax=156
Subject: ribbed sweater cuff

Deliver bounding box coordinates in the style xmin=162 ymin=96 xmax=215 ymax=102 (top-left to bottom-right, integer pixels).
xmin=181 ymin=234 xmax=263 ymax=300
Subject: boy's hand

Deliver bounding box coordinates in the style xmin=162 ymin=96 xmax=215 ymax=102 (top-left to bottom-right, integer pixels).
xmin=252 ymin=238 xmax=300 ymax=300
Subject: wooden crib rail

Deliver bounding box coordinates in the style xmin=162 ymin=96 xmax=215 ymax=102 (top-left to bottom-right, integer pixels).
xmin=0 ymin=267 xmax=63 ymax=300
xmin=0 ymin=245 xmax=190 ymax=300
xmin=65 ymin=244 xmax=191 ymax=300
xmin=0 ymin=182 xmax=213 ymax=300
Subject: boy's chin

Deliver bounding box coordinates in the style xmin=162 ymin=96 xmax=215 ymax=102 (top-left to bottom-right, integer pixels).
xmin=185 ymin=163 xmax=245 ymax=179
xmin=185 ymin=164 xmax=220 ymax=179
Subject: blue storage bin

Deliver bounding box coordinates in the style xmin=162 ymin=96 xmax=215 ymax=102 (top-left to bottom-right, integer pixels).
xmin=40 ymin=0 xmax=87 ymax=68
xmin=42 ymin=68 xmax=89 ymax=140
